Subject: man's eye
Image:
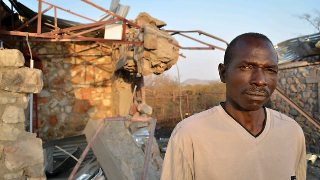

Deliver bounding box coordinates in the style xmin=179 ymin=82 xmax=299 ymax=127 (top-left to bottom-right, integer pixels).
xmin=266 ymin=68 xmax=278 ymax=73
xmin=240 ymin=65 xmax=253 ymax=70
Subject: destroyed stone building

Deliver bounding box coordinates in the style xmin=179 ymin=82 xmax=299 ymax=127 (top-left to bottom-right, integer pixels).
xmin=1 ymin=1 xmax=179 ymax=141
xmin=0 ymin=0 xmax=180 ymax=179
xmin=1 ymin=0 xmax=320 ymax=179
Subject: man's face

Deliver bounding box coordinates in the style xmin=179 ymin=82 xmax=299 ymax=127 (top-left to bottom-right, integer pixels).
xmin=219 ymin=37 xmax=278 ymax=111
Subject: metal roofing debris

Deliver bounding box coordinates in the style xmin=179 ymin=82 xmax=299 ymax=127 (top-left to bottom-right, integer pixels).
xmin=43 ymin=135 xmax=102 ymax=179
xmin=276 ymin=32 xmax=320 ymax=63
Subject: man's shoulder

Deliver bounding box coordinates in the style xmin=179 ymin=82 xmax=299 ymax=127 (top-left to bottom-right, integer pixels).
xmin=268 ymin=108 xmax=296 ymax=123
xmin=267 ymin=108 xmax=304 ymax=133
xmin=171 ymin=105 xmax=222 ymax=135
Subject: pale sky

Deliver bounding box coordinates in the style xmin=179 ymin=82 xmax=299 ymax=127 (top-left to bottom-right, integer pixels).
xmin=6 ymin=0 xmax=319 ymax=81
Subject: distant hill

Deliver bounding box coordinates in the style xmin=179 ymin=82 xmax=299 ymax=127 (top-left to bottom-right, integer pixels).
xmin=181 ymin=79 xmax=219 ymax=86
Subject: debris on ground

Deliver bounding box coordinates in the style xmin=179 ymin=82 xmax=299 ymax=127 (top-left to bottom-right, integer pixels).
xmin=84 ymin=119 xmax=162 ymax=180
xmin=43 ymin=134 xmax=105 ymax=179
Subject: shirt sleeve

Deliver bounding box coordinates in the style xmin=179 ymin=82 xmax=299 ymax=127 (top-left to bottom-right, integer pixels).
xmin=296 ymin=128 xmax=306 ymax=180
xmin=160 ymin=128 xmax=194 ymax=180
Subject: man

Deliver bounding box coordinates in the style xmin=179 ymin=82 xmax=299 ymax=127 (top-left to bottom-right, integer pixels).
xmin=161 ymin=33 xmax=306 ymax=180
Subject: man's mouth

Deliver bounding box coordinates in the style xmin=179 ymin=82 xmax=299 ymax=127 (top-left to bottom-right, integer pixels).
xmin=243 ymin=89 xmax=269 ymax=101
xmin=245 ymin=91 xmax=268 ymax=97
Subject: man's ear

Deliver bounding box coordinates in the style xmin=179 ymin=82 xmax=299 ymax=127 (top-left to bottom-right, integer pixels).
xmin=218 ymin=63 xmax=226 ymax=83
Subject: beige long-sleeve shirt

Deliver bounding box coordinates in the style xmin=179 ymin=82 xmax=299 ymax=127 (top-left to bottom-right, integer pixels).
xmin=161 ymin=105 xmax=306 ymax=180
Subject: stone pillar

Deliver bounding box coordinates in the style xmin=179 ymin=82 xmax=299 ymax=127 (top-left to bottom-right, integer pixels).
xmin=0 ymin=49 xmax=45 ymax=179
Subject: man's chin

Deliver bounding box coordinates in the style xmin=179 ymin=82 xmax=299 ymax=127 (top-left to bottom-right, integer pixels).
xmin=240 ymin=101 xmax=265 ymax=111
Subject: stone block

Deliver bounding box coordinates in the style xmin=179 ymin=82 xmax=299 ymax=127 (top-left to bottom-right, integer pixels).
xmin=24 ymin=163 xmax=45 ymax=178
xmin=289 ymin=85 xmax=297 ymax=92
xmin=48 ymin=98 xmax=59 ymax=109
xmin=74 ymin=88 xmax=93 ymax=100
xmin=0 ymin=123 xmax=23 ymax=141
xmin=0 ymin=49 xmax=25 ymax=67
xmin=96 ymin=56 xmax=113 ymax=65
xmin=155 ymin=34 xmax=179 ymax=61
xmin=0 ymin=67 xmax=43 ymax=93
xmin=27 ymin=178 xmax=46 ymax=180
xmin=88 ymin=107 xmax=111 ymax=120
xmin=38 ymin=89 xmax=50 ymax=97
xmin=289 ymin=109 xmax=298 ymax=116
xmin=303 ymin=91 xmax=311 ymax=98
xmin=58 ymin=112 xmax=68 ymax=123
xmin=58 ymin=97 xmax=69 ymax=106
xmin=143 ymin=25 xmax=158 ymax=50
xmin=65 ymin=106 xmax=73 ymax=113
xmin=2 ymin=105 xmax=25 ymax=123
xmin=38 ymin=47 xmax=47 ymax=54
xmin=102 ymin=99 xmax=111 ymax=106
xmin=4 ymin=133 xmax=44 ymax=171
xmin=3 ymin=170 xmax=24 ymax=180
xmin=84 ymin=120 xmax=162 ymax=180
xmin=51 ymin=76 xmax=65 ymax=87
xmin=140 ymin=59 xmax=152 ymax=76
xmin=152 ymin=62 xmax=167 ymax=74
xmin=136 ymin=12 xmax=166 ymax=28
xmin=137 ymin=103 xmax=153 ymax=115
xmin=0 ymin=90 xmax=29 ymax=108
xmin=73 ymin=99 xmax=91 ymax=113
xmin=69 ymin=114 xmax=87 ymax=131
xmin=48 ymin=115 xmax=58 ymax=126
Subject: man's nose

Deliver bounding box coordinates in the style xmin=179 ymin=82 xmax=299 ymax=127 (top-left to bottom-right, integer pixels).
xmin=251 ymin=68 xmax=267 ymax=86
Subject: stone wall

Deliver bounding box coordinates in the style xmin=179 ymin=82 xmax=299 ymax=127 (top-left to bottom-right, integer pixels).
xmin=270 ymin=56 xmax=320 ymax=152
xmin=0 ymin=49 xmax=45 ymax=178
xmin=33 ymin=42 xmax=115 ymax=140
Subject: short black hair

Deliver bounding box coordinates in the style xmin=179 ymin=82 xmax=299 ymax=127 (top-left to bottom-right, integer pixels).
xmin=224 ymin=33 xmax=275 ymax=66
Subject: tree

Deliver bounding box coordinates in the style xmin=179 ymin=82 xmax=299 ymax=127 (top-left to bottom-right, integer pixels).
xmin=299 ymin=10 xmax=320 ymax=32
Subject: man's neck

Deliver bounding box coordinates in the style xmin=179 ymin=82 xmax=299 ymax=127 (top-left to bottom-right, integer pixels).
xmin=222 ymin=102 xmax=266 ymax=136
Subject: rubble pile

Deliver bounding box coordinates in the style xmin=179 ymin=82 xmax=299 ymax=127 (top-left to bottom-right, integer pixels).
xmin=0 ymin=49 xmax=45 ymax=179
xmin=84 ymin=120 xmax=163 ymax=180
xmin=113 ymin=12 xmax=179 ymax=76
xmin=84 ymin=74 xmax=163 ymax=180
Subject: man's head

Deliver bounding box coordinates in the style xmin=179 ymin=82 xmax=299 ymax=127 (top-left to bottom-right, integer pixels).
xmin=219 ymin=33 xmax=278 ymax=111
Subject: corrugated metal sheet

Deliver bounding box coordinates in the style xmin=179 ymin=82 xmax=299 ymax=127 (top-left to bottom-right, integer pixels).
xmin=276 ymin=33 xmax=320 ymax=63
